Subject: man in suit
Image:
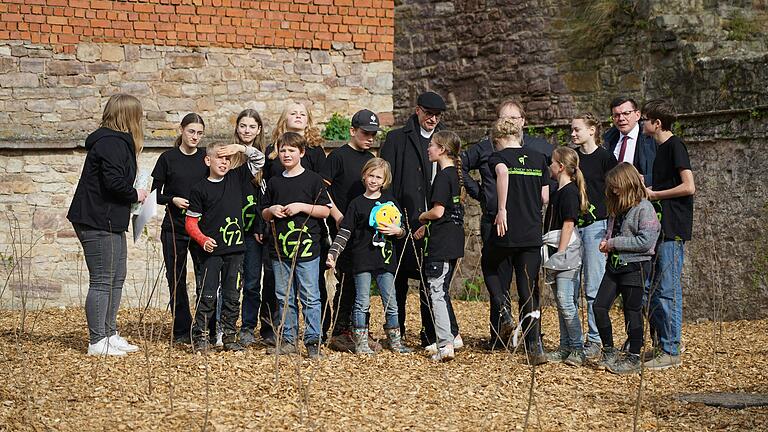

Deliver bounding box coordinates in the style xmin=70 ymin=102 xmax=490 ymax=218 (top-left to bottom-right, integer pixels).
xmin=380 ymin=91 xmax=459 ymax=349
xmin=460 ymin=99 xmax=552 ymax=350
xmin=603 ymin=96 xmax=656 ymax=186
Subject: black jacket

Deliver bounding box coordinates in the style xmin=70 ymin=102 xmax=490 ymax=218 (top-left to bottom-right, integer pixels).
xmin=461 ymin=133 xmax=553 ymax=220
xmin=603 ymin=125 xmax=656 ymax=187
xmin=380 ymin=114 xmax=445 ymax=229
xmin=67 ymin=128 xmax=139 ymax=232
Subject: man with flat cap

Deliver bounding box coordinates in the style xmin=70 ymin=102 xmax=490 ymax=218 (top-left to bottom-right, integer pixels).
xmin=381 ymin=91 xmax=460 ymax=350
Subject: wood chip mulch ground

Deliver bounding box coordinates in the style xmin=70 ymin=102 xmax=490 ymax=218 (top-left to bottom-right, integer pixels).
xmin=1 ymin=296 xmax=766 ymax=431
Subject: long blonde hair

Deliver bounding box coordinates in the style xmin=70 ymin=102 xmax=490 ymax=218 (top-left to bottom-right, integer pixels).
xmin=268 ymin=102 xmax=323 ymax=159
xmin=101 ymin=93 xmax=144 ymax=155
xmin=605 ymin=162 xmax=647 ymax=217
xmin=553 ymin=146 xmax=589 ymax=214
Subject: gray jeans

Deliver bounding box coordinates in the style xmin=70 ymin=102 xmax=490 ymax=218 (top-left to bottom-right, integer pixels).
xmin=74 ymin=223 xmax=127 ymax=344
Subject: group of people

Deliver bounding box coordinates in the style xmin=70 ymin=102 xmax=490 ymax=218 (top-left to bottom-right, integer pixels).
xmin=67 ymin=90 xmax=695 ymax=374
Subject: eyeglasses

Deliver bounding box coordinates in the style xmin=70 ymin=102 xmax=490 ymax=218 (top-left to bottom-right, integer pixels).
xmin=418 ymin=106 xmax=442 ymax=119
xmin=612 ymin=110 xmax=637 ymax=120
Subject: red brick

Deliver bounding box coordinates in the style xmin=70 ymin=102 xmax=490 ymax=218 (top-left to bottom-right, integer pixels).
xmin=333 ymin=32 xmax=351 ymax=42
xmin=25 ymin=14 xmax=46 ymax=23
xmin=156 ymin=5 xmax=175 ymax=14
xmin=177 ymin=5 xmax=195 ymax=14
xmin=335 ymin=0 xmax=352 ymax=5
xmin=90 ymin=0 xmax=111 ymax=10
xmin=342 ymin=16 xmax=360 ymax=25
xmin=134 ymin=21 xmax=154 ymax=30
xmin=2 ymin=13 xmax=22 ymax=22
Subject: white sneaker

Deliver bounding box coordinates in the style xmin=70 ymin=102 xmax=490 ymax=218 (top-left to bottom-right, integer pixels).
xmin=88 ymin=337 xmax=126 ymax=357
xmin=424 ymin=334 xmax=463 ymax=354
xmin=431 ymin=344 xmax=455 ymax=362
xmin=453 ymin=334 xmax=464 ymax=350
xmin=109 ymin=333 xmax=139 ymax=353
xmin=215 ymin=331 xmax=224 ymax=347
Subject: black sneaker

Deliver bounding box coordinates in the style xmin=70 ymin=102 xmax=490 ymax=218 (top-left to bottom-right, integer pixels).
xmin=306 ymin=342 xmax=322 ymax=360
xmin=238 ymin=328 xmax=256 ymax=347
xmin=261 ymin=334 xmax=277 ymax=347
xmin=596 ymin=347 xmax=619 ymax=370
xmin=192 ymin=338 xmax=211 ymax=353
xmin=267 ymin=342 xmax=297 ymax=355
xmin=174 ymin=334 xmax=192 ymax=345
xmin=545 ymin=348 xmax=570 ymax=363
xmin=608 ymin=353 xmax=641 ymax=375
xmin=498 ymin=308 xmax=515 ymax=342
xmin=583 ymin=341 xmax=602 ymax=361
xmin=224 ymin=340 xmax=246 ymax=352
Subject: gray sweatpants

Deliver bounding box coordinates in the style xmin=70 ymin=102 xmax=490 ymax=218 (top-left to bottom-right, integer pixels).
xmin=425 ymin=260 xmax=456 ymax=348
xmin=74 ymin=224 xmax=127 ymax=344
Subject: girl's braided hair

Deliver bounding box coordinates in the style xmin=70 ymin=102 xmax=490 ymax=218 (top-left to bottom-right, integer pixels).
xmin=431 ymin=130 xmax=466 ymax=203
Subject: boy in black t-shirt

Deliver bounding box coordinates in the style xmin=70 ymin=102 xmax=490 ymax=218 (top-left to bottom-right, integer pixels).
xmin=641 ymin=99 xmax=695 ymax=370
xmin=321 ymin=109 xmax=377 ymax=350
xmin=185 ymin=142 xmax=265 ymax=352
xmin=262 ymin=132 xmax=332 ymax=359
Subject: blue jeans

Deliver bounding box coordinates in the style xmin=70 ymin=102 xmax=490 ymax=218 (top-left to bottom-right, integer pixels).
xmin=272 ymin=258 xmax=321 ymax=345
xmin=240 ymin=235 xmax=263 ymax=330
xmin=553 ymin=272 xmax=583 ymax=351
xmin=647 ymin=240 xmax=684 ymax=356
xmin=578 ymin=219 xmax=607 ymax=344
xmin=352 ymin=271 xmax=398 ymax=330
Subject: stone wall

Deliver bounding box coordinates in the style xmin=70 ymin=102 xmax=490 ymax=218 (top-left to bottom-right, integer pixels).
xmin=394 ymin=0 xmax=768 ymax=319
xmin=0 ymin=41 xmax=394 ymax=144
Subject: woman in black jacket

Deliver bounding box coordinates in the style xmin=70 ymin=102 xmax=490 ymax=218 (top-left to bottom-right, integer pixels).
xmin=67 ymin=93 xmax=148 ymax=357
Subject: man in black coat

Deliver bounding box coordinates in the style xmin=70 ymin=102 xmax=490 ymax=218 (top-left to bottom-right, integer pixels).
xmin=603 ymin=96 xmax=656 ymax=186
xmin=460 ymin=99 xmax=553 ymax=350
xmin=380 ymin=91 xmax=459 ymax=348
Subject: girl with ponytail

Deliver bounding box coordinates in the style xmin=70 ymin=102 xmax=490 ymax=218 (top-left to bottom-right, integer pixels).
xmin=542 ymin=146 xmax=589 ymax=366
xmin=151 ymin=112 xmax=210 ymax=345
xmin=413 ymin=130 xmax=464 ymax=361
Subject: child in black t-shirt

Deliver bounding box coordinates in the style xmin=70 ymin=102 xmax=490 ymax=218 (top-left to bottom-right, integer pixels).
xmin=413 ymin=131 xmax=465 ymax=362
xmin=487 ymin=117 xmax=549 ymax=365
xmin=542 ymin=146 xmax=589 ymax=366
xmin=262 ymin=132 xmax=331 ymax=359
xmin=326 ymin=157 xmax=412 ymax=355
xmin=185 ymin=142 xmax=265 ymax=352
xmin=594 ymin=163 xmax=660 ymax=374
xmin=572 ymin=112 xmax=618 ymax=358
xmin=321 ymin=109 xmax=377 ymax=350
xmin=230 ymin=109 xmax=276 ymax=347
xmin=641 ymin=99 xmax=695 ymax=370
xmin=151 ymin=113 xmax=209 ymax=344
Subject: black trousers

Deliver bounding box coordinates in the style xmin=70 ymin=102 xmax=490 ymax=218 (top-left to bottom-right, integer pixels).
xmin=484 ymin=244 xmax=542 ymax=347
xmin=192 ymin=252 xmax=243 ymax=341
xmin=480 ymin=220 xmax=513 ymax=343
xmin=594 ymin=261 xmax=649 ymax=354
xmin=161 ymin=229 xmax=207 ymax=340
xmin=257 ymin=244 xmax=278 ymax=340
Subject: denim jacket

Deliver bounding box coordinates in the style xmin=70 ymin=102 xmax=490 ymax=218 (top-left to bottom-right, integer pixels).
xmin=541 ymin=229 xmax=582 ymax=285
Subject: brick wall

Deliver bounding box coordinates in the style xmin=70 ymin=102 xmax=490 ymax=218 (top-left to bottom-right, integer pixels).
xmin=0 ymin=0 xmax=394 ymax=61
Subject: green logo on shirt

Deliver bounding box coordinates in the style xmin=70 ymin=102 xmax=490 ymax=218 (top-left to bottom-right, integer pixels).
xmin=219 ymin=217 xmax=243 ymax=247
xmin=242 ymin=194 xmax=257 ymax=232
xmin=518 ymin=155 xmax=528 ymax=165
xmin=278 ymin=220 xmax=313 ymax=259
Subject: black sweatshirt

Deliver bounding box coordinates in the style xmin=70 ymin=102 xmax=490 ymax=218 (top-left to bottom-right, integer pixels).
xmin=67 ymin=127 xmax=138 ymax=232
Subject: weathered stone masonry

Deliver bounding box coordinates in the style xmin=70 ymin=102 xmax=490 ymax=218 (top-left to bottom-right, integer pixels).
xmin=0 ymin=1 xmax=396 ymax=308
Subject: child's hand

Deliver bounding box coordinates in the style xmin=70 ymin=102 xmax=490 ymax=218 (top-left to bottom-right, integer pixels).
xmin=599 ymin=240 xmax=610 ymax=253
xmin=378 ymin=222 xmax=402 ymax=237
xmin=326 ymin=255 xmax=336 ymax=269
xmin=413 ymin=225 xmax=426 ymax=240
xmin=216 ymin=144 xmax=245 ymax=157
xmin=269 ymin=205 xmax=287 ymax=218
xmin=203 ymin=237 xmax=217 ymax=253
xmin=645 ymin=187 xmax=656 ymax=200
xmin=172 ymin=197 xmax=189 ymax=209
xmin=418 ymin=211 xmax=428 ymax=223
xmin=254 ymin=233 xmax=263 ymax=244
xmin=136 ymin=189 xmax=148 ymax=203
xmin=495 ymin=209 xmax=507 ymax=237
xmin=284 ymin=203 xmax=306 ymax=217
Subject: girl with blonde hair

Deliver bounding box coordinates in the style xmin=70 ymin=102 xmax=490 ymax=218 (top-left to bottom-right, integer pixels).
xmin=67 ymin=94 xmax=148 ymax=356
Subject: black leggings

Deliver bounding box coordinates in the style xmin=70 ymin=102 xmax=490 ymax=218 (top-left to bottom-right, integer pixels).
xmin=483 ymin=245 xmax=541 ymax=346
xmin=593 ymin=261 xmax=650 ymax=354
